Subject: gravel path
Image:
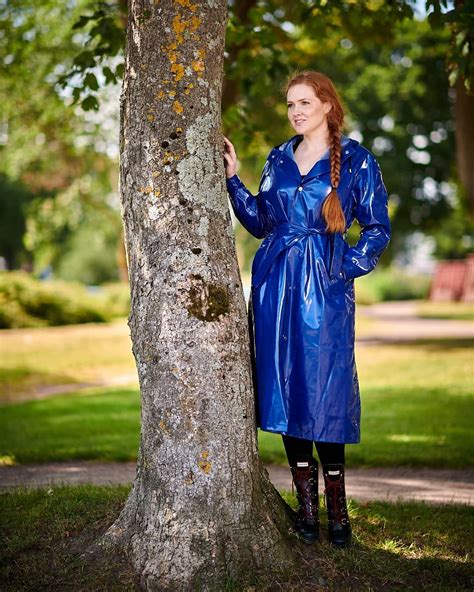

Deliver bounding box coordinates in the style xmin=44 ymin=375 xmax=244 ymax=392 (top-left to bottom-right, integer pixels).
xmin=1 ymin=461 xmax=472 ymax=505
xmin=357 ymin=300 xmax=474 ymax=344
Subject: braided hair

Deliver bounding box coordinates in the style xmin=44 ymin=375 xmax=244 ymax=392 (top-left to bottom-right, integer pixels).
xmin=282 ymin=70 xmax=346 ymax=234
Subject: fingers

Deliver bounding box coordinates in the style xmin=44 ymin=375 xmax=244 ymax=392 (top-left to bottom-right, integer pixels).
xmin=223 ymin=137 xmax=237 ymax=160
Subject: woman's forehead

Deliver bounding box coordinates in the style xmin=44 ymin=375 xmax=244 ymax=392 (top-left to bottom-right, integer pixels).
xmin=287 ymin=83 xmax=318 ymax=102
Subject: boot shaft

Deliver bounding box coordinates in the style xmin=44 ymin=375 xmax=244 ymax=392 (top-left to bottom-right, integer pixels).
xmin=290 ymin=460 xmax=319 ymax=521
xmin=322 ymin=463 xmax=349 ymax=525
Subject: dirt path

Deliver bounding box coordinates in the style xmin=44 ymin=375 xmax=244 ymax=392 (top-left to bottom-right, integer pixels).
xmin=357 ymin=300 xmax=474 ymax=344
xmin=1 ymin=461 xmax=472 ymax=505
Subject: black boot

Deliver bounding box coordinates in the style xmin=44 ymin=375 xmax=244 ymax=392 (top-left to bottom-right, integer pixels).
xmin=322 ymin=463 xmax=352 ymax=548
xmin=290 ymin=459 xmax=319 ymax=544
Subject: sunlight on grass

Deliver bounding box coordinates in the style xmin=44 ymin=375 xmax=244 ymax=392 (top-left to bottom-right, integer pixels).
xmin=415 ymin=301 xmax=474 ymax=321
xmin=388 ymin=434 xmax=447 ymax=444
xmin=0 ymin=486 xmax=471 ymax=591
xmin=0 ymin=319 xmax=137 ymax=399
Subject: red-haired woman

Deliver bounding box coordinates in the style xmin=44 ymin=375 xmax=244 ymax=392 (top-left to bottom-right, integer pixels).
xmin=223 ymin=70 xmax=391 ymax=548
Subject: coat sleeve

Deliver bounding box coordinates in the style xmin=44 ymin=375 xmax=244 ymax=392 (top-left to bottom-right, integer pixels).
xmin=341 ymin=152 xmax=391 ymax=281
xmin=225 ymin=156 xmax=270 ymax=240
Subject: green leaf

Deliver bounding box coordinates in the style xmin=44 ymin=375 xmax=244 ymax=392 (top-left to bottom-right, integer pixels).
xmin=84 ymin=72 xmax=99 ymax=91
xmin=81 ymin=95 xmax=99 ymax=111
xmin=74 ymin=50 xmax=96 ymax=68
xmin=72 ymin=15 xmax=94 ymax=30
xmin=102 ymin=66 xmax=116 ymax=84
xmin=115 ymin=63 xmax=124 ymax=78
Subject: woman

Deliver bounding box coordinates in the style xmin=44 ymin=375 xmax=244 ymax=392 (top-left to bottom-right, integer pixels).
xmin=223 ymin=70 xmax=391 ymax=548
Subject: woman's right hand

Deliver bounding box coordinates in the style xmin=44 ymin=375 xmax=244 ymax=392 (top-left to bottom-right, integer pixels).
xmin=223 ymin=136 xmax=237 ymax=179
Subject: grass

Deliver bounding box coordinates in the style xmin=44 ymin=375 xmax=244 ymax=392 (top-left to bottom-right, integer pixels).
xmin=0 ymin=338 xmax=472 ymax=467
xmin=0 ymin=484 xmax=472 ymax=591
xmin=0 ymin=314 xmax=380 ymax=402
xmin=0 ymin=387 xmax=139 ymax=465
xmin=0 ymin=319 xmax=137 ymax=401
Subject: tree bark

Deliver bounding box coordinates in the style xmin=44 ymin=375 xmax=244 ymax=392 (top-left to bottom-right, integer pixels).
xmin=90 ymin=1 xmax=298 ymax=589
xmin=454 ymin=76 xmax=474 ymax=218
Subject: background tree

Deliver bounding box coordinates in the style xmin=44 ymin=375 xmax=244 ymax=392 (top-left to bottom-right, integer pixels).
xmin=0 ymin=0 xmax=122 ymax=280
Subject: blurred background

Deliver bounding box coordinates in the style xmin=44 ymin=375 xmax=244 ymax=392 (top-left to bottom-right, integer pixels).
xmin=0 ymin=0 xmax=472 ymax=466
xmin=0 ymin=2 xmax=473 ymax=587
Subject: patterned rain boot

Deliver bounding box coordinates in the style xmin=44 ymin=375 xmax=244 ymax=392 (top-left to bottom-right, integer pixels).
xmin=322 ymin=463 xmax=352 ymax=548
xmin=290 ymin=459 xmax=319 ymax=544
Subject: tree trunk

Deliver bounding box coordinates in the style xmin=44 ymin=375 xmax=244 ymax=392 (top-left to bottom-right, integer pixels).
xmin=455 ymin=76 xmax=474 ymax=218
xmin=90 ymin=1 xmax=298 ymax=589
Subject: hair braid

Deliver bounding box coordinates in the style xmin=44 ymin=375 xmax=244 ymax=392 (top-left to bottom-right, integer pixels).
xmin=321 ymin=126 xmax=346 ymax=233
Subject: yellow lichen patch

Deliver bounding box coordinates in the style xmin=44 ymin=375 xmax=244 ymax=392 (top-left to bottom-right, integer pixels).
xmin=147 ymin=113 xmax=155 ymax=122
xmin=173 ymin=100 xmax=184 ymax=114
xmin=168 ymin=90 xmax=177 ymax=98
xmin=154 ymin=190 xmax=161 ymax=197
xmin=139 ymin=186 xmax=154 ymax=194
xmin=192 ymin=59 xmax=205 ymax=76
xmin=152 ymin=171 xmax=160 ymax=177
xmin=190 ymin=16 xmax=201 ymax=30
xmin=201 ymin=450 xmax=209 ymax=459
xmin=156 ymin=90 xmax=165 ymax=99
xmin=171 ymin=62 xmax=185 ymax=81
xmin=159 ymin=420 xmax=170 ymax=433
xmin=168 ymin=51 xmax=177 ymax=64
xmin=184 ymin=82 xmax=194 ymax=95
xmin=196 ymin=48 xmax=206 ymax=60
xmin=175 ymin=0 xmax=198 ymax=11
xmin=198 ymin=460 xmax=212 ymax=474
xmin=176 ymin=127 xmax=183 ymax=133
xmin=172 ymin=14 xmax=186 ymax=43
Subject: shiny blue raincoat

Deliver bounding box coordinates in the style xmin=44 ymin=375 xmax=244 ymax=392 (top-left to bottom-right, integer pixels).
xmin=226 ymin=134 xmax=391 ymax=443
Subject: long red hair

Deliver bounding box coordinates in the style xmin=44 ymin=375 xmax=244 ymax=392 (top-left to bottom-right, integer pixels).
xmin=282 ymin=70 xmax=346 ymax=234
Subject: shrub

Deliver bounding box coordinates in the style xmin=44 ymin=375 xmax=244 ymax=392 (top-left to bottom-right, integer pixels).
xmin=356 ymin=266 xmax=431 ymax=303
xmin=0 ymin=271 xmax=119 ymax=329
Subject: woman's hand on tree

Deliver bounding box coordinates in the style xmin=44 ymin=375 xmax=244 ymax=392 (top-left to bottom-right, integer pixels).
xmin=223 ymin=136 xmax=237 ymax=179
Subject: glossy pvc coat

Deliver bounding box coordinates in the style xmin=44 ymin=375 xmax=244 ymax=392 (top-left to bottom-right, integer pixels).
xmin=226 ymin=134 xmax=391 ymax=443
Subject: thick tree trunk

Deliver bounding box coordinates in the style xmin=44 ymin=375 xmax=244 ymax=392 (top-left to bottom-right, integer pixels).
xmin=90 ymin=1 xmax=298 ymax=589
xmin=454 ymin=76 xmax=474 ymax=218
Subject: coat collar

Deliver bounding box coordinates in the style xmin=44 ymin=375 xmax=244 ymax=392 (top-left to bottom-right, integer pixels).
xmin=270 ymin=133 xmax=359 ymax=182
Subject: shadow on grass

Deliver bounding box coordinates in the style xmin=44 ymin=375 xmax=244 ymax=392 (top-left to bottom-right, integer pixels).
xmin=0 ymin=485 xmax=472 ymax=591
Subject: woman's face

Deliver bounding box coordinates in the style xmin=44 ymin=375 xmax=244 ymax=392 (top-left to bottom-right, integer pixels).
xmin=286 ymin=83 xmax=332 ymax=136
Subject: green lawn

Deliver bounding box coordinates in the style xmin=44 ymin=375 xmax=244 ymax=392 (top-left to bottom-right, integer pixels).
xmin=0 ymin=314 xmax=384 ymax=401
xmin=0 ymin=323 xmax=472 ymax=468
xmin=415 ymin=301 xmax=474 ymax=321
xmin=1 ymin=484 xmax=472 ymax=591
xmin=0 ymin=320 xmax=137 ymax=401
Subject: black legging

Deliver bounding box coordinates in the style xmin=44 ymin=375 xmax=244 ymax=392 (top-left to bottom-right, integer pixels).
xmin=282 ymin=434 xmax=345 ymax=466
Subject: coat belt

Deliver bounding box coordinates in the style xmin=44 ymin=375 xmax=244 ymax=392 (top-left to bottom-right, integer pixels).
xmin=251 ymin=222 xmax=346 ymax=288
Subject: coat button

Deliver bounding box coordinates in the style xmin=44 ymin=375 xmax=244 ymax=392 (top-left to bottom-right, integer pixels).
xmin=298 ymin=186 xmax=303 ymax=191
xmin=279 ymin=160 xmax=283 ymax=164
